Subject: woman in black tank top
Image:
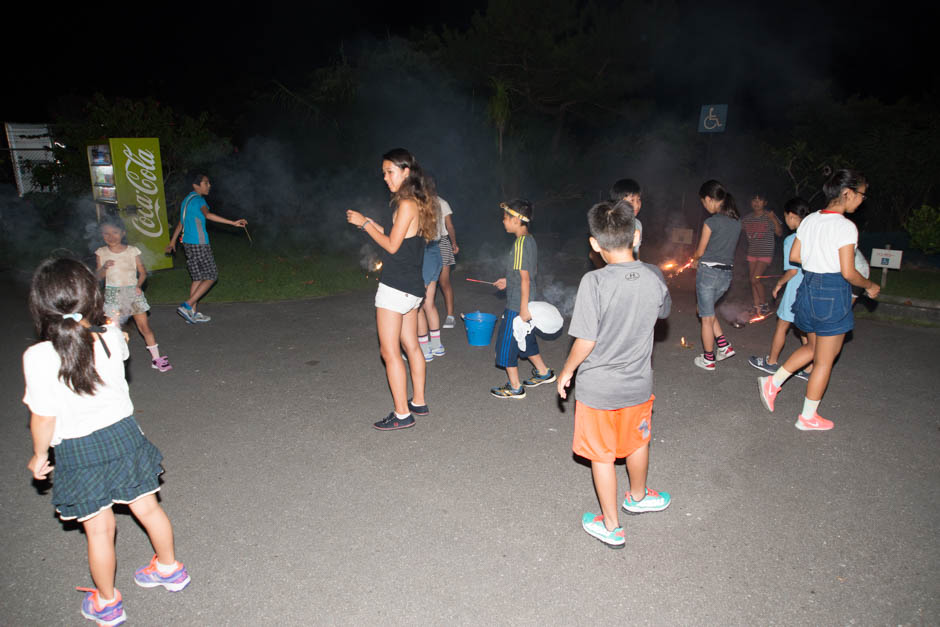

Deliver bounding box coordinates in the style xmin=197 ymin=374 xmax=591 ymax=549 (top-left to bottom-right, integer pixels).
xmin=346 ymin=148 xmax=438 ymax=430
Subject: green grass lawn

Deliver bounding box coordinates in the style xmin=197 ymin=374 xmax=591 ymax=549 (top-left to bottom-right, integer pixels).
xmin=145 ymin=232 xmax=374 ymax=303
xmin=875 ymin=266 xmax=940 ymax=301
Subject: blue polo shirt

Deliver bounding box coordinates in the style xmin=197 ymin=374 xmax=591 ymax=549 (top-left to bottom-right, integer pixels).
xmin=180 ymin=192 xmax=209 ymax=245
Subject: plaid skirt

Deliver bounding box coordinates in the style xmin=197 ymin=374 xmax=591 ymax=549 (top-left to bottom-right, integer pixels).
xmin=52 ymin=416 xmax=164 ymax=521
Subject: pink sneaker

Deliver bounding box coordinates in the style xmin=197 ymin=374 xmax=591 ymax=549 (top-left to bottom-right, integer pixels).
xmin=151 ymin=356 xmax=173 ymax=373
xmin=758 ymin=376 xmax=780 ymax=412
xmin=795 ymin=413 xmax=834 ymax=431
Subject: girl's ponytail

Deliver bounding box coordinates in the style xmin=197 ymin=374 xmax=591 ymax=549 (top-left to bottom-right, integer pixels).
xmin=698 ymin=180 xmax=739 ymax=219
xmin=29 ymin=258 xmax=107 ymax=395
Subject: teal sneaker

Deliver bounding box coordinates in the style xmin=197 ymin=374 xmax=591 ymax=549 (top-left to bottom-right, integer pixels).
xmin=622 ymin=487 xmax=671 ymax=514
xmin=490 ymin=382 xmax=526 ymax=399
xmin=581 ymin=512 xmax=625 ymax=549
xmin=522 ymin=368 xmax=556 ymax=387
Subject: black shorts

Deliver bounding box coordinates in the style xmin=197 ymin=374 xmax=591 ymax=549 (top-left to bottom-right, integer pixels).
xmin=182 ymin=243 xmax=219 ymax=281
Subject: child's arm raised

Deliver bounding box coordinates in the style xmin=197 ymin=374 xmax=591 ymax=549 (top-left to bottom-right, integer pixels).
xmin=557 ymin=338 xmax=596 ymax=399
xmin=348 ymin=201 xmax=416 ymax=254
xmin=95 ymin=253 xmax=113 ymax=279
xmin=203 ymin=206 xmax=247 ymax=228
xmin=28 ymin=413 xmax=55 ymax=480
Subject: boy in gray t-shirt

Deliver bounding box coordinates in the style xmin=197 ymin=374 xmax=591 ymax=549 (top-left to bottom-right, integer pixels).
xmin=558 ymin=200 xmax=672 ymax=549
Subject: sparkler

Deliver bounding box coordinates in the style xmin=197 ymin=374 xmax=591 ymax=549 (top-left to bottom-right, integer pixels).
xmin=679 ymin=336 xmax=693 ymax=349
xmin=754 ymin=274 xmax=781 ymax=279
xmin=242 ymin=225 xmax=253 ymax=245
xmin=661 ymin=257 xmax=695 ymax=278
xmin=748 ymin=312 xmax=772 ymax=324
xmin=466 ymin=278 xmax=496 ymax=285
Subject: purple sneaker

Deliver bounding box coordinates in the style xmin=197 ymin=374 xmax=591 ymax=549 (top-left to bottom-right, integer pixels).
xmin=77 ymin=587 xmax=126 ymax=626
xmin=134 ymin=555 xmax=191 ymax=592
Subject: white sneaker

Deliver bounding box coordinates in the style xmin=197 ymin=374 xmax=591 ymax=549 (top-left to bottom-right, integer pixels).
xmin=693 ymin=355 xmax=716 ymax=371
xmin=443 ymin=315 xmax=456 ymax=329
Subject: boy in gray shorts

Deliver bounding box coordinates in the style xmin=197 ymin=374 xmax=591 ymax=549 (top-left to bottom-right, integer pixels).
xmin=557 ymin=200 xmax=672 ymax=548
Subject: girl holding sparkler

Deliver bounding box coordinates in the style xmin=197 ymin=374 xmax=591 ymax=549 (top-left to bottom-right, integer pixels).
xmin=758 ymin=170 xmax=879 ymax=430
xmin=96 ymin=215 xmax=172 ymax=372
xmin=742 ymin=193 xmax=783 ymax=315
xmin=23 ymin=258 xmax=190 ymax=626
xmin=748 ymin=198 xmax=813 ymax=379
xmin=691 ymin=180 xmax=741 ymax=372
xmin=346 ymin=148 xmax=438 ymax=430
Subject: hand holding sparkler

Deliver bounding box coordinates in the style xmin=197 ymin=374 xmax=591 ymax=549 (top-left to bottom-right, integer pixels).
xmin=493 ymin=278 xmax=507 ymax=290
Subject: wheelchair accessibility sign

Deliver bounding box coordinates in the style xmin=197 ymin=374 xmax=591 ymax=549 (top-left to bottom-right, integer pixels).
xmin=698 ymin=105 xmax=728 ymax=133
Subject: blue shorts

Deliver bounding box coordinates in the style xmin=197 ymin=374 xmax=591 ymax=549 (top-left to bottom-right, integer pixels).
xmin=422 ymin=240 xmax=443 ymax=286
xmin=495 ymin=309 xmax=539 ymax=368
xmin=695 ymin=264 xmax=732 ymax=317
xmin=793 ymin=271 xmax=853 ymax=336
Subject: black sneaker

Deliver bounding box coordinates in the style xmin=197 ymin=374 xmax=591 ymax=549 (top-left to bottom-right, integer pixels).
xmin=408 ymin=399 xmax=429 ymax=416
xmin=373 ymin=412 xmax=415 ymax=430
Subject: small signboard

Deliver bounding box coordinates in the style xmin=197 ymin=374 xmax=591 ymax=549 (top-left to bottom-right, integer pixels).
xmin=671 ymin=228 xmax=694 ymax=244
xmin=698 ymin=105 xmax=728 ymax=133
xmin=871 ymin=248 xmax=902 ymax=270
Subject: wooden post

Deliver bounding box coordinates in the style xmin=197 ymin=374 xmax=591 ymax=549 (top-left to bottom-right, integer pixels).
xmin=880 ymin=244 xmax=891 ymax=289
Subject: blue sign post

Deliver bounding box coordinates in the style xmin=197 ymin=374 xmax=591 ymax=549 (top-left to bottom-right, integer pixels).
xmin=698 ymin=105 xmax=728 ymax=133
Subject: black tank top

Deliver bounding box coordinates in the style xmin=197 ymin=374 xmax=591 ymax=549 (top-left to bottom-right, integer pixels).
xmin=380 ymin=235 xmax=425 ymax=297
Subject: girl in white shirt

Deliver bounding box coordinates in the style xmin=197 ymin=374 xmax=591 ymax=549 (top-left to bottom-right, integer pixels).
xmin=95 ymin=215 xmax=171 ymax=372
xmin=23 ymin=258 xmax=189 ymax=626
xmin=757 ymin=170 xmax=880 ymax=431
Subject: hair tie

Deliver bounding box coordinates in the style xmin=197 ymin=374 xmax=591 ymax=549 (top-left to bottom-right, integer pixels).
xmin=62 ymin=313 xmax=83 ymax=322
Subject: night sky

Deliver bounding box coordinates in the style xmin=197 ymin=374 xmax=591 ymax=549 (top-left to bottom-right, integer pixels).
xmin=3 ymin=1 xmax=935 ymax=124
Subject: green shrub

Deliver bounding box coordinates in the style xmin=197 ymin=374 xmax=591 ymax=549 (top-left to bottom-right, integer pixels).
xmin=905 ymin=204 xmax=940 ymax=255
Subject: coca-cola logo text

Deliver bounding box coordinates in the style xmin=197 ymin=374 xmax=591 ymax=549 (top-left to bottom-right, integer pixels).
xmin=122 ymin=144 xmax=163 ymax=238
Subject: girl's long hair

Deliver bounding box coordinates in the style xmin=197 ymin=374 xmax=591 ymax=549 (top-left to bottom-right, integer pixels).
xmin=699 ymin=179 xmax=739 ymax=219
xmin=382 ymin=148 xmax=438 ymax=242
xmin=28 ymin=258 xmax=107 ymax=395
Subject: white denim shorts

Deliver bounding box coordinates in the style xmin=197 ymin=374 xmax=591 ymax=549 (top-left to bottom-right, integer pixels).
xmin=375 ymin=282 xmax=423 ymax=314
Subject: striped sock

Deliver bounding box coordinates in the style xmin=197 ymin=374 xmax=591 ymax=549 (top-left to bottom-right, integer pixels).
xmin=716 ymin=335 xmax=729 ymax=349
xmin=703 ymin=351 xmax=716 ymax=362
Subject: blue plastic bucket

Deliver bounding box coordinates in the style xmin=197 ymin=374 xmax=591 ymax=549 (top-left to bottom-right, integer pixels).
xmin=463 ymin=311 xmax=498 ymax=346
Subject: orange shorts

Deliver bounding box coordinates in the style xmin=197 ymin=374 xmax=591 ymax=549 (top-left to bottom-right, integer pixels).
xmin=572 ymin=395 xmax=654 ymax=463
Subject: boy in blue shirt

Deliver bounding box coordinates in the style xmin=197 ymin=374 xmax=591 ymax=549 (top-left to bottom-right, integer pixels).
xmin=166 ymin=172 xmax=247 ymax=323
xmin=490 ymin=200 xmax=555 ymax=399
xmin=558 ymin=200 xmax=672 ymax=548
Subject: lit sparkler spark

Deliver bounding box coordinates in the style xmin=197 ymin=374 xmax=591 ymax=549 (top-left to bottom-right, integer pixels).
xmin=754 ymin=274 xmax=781 ymax=279
xmin=749 ymin=312 xmax=771 ymax=323
xmin=661 ymin=262 xmax=676 ymax=270
xmin=663 ymin=257 xmax=695 ymax=278
xmin=371 ymin=260 xmax=383 ymax=272
xmin=679 ymin=336 xmax=693 ymax=348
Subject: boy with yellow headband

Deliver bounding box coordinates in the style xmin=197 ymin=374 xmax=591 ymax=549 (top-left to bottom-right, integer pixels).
xmin=490 ymin=199 xmax=555 ymax=399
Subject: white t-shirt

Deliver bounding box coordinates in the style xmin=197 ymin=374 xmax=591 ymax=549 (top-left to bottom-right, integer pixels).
xmin=23 ymin=323 xmax=133 ymax=445
xmin=795 ymin=211 xmax=858 ymax=274
xmin=437 ymin=197 xmax=453 ymax=239
xmin=96 ymin=245 xmax=141 ymax=287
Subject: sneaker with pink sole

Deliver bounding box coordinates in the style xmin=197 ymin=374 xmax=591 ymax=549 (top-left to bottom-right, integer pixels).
xmin=758 ymin=376 xmax=780 ymax=412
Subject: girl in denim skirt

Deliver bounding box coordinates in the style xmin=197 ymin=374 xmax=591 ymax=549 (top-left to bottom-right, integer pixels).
xmin=23 ymin=258 xmax=189 ymax=626
xmin=691 ymin=180 xmax=742 ymax=371
xmin=757 ymin=170 xmax=880 ymax=430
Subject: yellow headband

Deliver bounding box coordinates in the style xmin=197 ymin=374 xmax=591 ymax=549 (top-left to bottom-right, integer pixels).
xmin=500 ymin=203 xmax=530 ymax=223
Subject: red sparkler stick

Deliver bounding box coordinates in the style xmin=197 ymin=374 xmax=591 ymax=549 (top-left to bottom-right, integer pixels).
xmin=466 ymin=278 xmax=496 ymax=285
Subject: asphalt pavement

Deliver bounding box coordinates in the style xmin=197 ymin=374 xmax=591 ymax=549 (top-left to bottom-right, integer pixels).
xmin=1 ymin=261 xmax=938 ymax=626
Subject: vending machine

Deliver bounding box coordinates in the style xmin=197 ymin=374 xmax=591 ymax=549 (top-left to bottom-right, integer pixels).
xmin=86 ymin=138 xmax=172 ymax=270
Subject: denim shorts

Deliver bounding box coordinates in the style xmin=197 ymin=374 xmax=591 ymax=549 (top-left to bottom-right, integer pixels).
xmin=695 ymin=264 xmax=732 ymax=317
xmin=793 ymin=272 xmax=853 ymax=336
xmin=422 ymin=240 xmax=443 ymax=286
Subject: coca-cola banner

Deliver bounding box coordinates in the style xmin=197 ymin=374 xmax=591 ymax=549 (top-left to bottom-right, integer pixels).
xmin=109 ymin=137 xmax=172 ymax=270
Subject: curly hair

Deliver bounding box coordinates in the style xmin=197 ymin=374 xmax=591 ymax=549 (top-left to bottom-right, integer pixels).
xmin=382 ymin=148 xmax=438 ymax=242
